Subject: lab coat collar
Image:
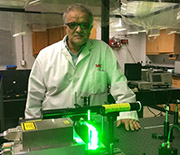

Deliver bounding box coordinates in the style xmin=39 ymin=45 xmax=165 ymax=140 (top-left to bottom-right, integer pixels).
xmin=61 ymin=36 xmax=74 ymax=67
xmin=62 ymin=35 xmax=93 ymax=66
xmin=76 ymin=39 xmax=93 ymax=65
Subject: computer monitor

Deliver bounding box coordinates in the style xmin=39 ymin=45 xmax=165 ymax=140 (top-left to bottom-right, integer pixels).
xmin=124 ymin=63 xmax=142 ymax=81
xmin=0 ymin=69 xmax=30 ymax=99
xmin=148 ymin=72 xmax=172 ymax=87
xmin=151 ymin=74 xmax=162 ymax=82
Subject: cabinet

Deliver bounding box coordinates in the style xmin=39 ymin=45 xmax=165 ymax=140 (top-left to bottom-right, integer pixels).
xmin=171 ymin=76 xmax=180 ymax=111
xmin=89 ymin=25 xmax=97 ymax=39
xmin=32 ymin=31 xmax=48 ymax=56
xmin=146 ymin=36 xmax=159 ymax=55
xmin=48 ymin=27 xmax=66 ymax=45
xmin=146 ymin=29 xmax=180 ymax=55
xmin=172 ymin=76 xmax=180 ymax=88
xmin=32 ymin=26 xmax=65 ymax=57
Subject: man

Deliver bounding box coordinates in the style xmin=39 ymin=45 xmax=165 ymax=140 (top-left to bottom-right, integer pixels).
xmin=25 ymin=3 xmax=140 ymax=131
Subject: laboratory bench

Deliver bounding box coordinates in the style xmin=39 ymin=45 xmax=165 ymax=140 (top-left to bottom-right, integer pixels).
xmin=114 ymin=115 xmax=180 ymax=155
xmin=1 ymin=114 xmax=179 ymax=155
xmin=135 ymin=87 xmax=180 ymax=118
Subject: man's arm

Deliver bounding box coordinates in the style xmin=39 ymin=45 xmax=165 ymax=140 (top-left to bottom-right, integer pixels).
xmin=25 ymin=56 xmax=46 ymax=119
xmin=104 ymin=44 xmax=141 ymax=131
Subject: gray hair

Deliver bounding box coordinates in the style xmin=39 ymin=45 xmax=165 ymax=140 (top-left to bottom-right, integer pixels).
xmin=63 ymin=3 xmax=93 ymax=24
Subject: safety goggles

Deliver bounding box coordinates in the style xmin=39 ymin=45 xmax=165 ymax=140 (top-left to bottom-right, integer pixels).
xmin=65 ymin=22 xmax=91 ymax=30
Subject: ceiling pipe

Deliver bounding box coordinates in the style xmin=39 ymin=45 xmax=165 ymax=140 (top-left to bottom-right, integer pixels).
xmin=101 ymin=0 xmax=109 ymax=44
xmin=0 ymin=7 xmax=42 ymax=14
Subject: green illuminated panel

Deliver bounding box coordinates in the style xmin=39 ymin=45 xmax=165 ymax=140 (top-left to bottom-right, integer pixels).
xmin=79 ymin=121 xmax=99 ymax=150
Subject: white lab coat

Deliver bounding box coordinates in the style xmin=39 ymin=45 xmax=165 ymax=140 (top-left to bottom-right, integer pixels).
xmin=25 ymin=37 xmax=138 ymax=120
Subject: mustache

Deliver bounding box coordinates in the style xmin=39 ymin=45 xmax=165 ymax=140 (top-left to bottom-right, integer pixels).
xmin=74 ymin=33 xmax=84 ymax=37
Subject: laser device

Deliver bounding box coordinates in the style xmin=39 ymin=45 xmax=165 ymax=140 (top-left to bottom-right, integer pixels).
xmin=1 ymin=102 xmax=141 ymax=155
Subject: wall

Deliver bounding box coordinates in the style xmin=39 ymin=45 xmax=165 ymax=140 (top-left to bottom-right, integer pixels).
xmin=0 ymin=12 xmax=35 ymax=70
xmin=95 ymin=20 xmax=147 ymax=72
xmin=14 ymin=33 xmax=35 ymax=69
xmin=0 ymin=29 xmax=16 ymax=69
xmin=112 ymin=33 xmax=147 ymax=72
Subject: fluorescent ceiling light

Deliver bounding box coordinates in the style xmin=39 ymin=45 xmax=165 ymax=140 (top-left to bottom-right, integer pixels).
xmin=126 ymin=29 xmax=146 ymax=35
xmin=121 ymin=7 xmax=127 ymax=11
xmin=148 ymin=34 xmax=160 ymax=37
xmin=167 ymin=31 xmax=177 ymax=35
xmin=116 ymin=28 xmax=127 ymax=32
xmin=28 ymin=0 xmax=40 ymax=5
xmin=13 ymin=32 xmax=26 ymax=37
xmin=139 ymin=30 xmax=146 ymax=33
xmin=166 ymin=28 xmax=177 ymax=35
xmin=114 ymin=18 xmax=122 ymax=28
xmin=127 ymin=31 xmax=139 ymax=34
xmin=122 ymin=2 xmax=127 ymax=6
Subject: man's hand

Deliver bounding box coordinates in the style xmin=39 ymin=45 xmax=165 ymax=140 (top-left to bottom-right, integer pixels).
xmin=117 ymin=119 xmax=141 ymax=131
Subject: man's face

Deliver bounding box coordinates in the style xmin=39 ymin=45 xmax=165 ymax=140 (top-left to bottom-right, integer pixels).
xmin=64 ymin=9 xmax=93 ymax=48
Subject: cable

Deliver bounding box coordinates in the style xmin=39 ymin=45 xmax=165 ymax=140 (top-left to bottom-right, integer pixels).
xmin=156 ymin=112 xmax=163 ymax=117
xmin=146 ymin=105 xmax=165 ymax=117
xmin=146 ymin=106 xmax=163 ymax=117
xmin=147 ymin=106 xmax=157 ymax=117
xmin=125 ymin=45 xmax=136 ymax=63
xmin=21 ymin=36 xmax=25 ymax=61
xmin=167 ymin=125 xmax=180 ymax=148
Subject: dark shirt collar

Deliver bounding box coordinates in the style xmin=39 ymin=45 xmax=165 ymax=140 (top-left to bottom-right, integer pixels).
xmin=64 ymin=36 xmax=86 ymax=56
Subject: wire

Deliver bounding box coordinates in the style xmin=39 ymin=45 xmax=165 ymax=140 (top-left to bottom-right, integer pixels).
xmin=147 ymin=106 xmax=157 ymax=117
xmin=167 ymin=125 xmax=180 ymax=148
xmin=156 ymin=111 xmax=163 ymax=117
xmin=147 ymin=106 xmax=162 ymax=117
xmin=21 ymin=35 xmax=25 ymax=61
xmin=125 ymin=45 xmax=136 ymax=63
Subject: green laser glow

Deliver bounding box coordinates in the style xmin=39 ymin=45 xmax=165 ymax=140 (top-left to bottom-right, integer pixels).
xmin=88 ymin=110 xmax=91 ymax=121
xmin=73 ymin=128 xmax=84 ymax=144
xmin=82 ymin=121 xmax=99 ymax=150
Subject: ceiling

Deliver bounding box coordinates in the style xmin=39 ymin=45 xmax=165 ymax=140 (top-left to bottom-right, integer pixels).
xmin=0 ymin=0 xmax=180 ymax=35
xmin=116 ymin=1 xmax=180 ymax=34
xmin=0 ymin=0 xmax=103 ymax=32
xmin=0 ymin=0 xmax=104 ymax=15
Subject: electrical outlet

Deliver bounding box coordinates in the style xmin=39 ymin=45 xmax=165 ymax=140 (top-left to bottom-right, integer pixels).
xmin=21 ymin=60 xmax=26 ymax=66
